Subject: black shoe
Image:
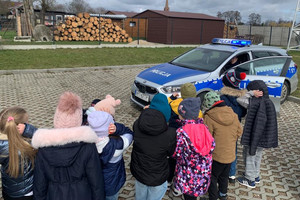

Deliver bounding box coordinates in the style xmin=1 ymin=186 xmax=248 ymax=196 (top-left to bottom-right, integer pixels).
xmin=228 ymin=176 xmax=235 ymax=183
xmin=219 ymin=195 xmax=227 ymax=200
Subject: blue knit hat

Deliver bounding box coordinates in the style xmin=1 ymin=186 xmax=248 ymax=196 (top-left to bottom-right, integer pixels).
xmin=149 ymin=93 xmax=171 ymax=122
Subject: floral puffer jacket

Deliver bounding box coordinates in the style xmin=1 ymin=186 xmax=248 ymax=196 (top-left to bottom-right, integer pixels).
xmin=172 ymin=119 xmax=215 ymax=197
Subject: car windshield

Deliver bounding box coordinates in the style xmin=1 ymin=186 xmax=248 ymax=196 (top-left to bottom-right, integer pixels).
xmin=170 ymin=48 xmax=232 ymax=72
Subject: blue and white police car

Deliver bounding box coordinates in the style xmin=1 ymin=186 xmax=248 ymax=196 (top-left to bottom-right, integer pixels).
xmin=131 ymin=38 xmax=298 ymax=112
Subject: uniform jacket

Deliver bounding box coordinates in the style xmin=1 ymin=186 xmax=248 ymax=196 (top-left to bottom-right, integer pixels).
xmin=204 ymin=102 xmax=242 ymax=164
xmin=172 ymin=119 xmax=215 ymax=197
xmin=130 ymin=108 xmax=176 ymax=186
xmin=0 ymin=124 xmax=37 ymax=198
xmin=32 ymin=126 xmax=105 ymax=200
xmin=96 ymin=123 xmax=133 ymax=196
xmin=168 ymin=96 xmax=203 ymax=128
xmin=241 ymin=80 xmax=278 ymax=155
xmin=220 ymin=86 xmax=247 ymax=121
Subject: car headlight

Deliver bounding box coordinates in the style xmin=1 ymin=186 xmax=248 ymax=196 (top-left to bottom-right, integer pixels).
xmin=161 ymin=85 xmax=181 ymax=94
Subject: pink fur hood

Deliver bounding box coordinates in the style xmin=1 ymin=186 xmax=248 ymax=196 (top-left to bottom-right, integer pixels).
xmin=32 ymin=126 xmax=98 ymax=149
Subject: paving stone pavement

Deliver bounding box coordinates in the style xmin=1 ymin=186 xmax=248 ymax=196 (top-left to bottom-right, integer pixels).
xmin=0 ymin=65 xmax=299 ymax=200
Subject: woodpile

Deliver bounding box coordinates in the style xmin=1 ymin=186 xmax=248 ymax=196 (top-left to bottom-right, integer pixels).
xmin=54 ymin=12 xmax=133 ymax=42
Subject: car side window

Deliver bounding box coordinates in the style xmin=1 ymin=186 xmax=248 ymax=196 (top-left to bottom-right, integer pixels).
xmin=252 ymin=51 xmax=270 ymax=58
xmin=252 ymin=51 xmax=281 ymax=59
xmin=235 ymin=57 xmax=288 ymax=76
xmin=268 ymin=51 xmax=281 ymax=56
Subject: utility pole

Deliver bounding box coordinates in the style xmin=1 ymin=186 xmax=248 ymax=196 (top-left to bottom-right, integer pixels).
xmin=287 ymin=0 xmax=300 ymax=50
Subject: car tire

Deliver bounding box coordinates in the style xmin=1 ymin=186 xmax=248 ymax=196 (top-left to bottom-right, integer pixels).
xmin=280 ymin=81 xmax=290 ymax=104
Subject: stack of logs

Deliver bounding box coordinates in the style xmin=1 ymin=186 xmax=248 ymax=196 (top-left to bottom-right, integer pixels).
xmin=54 ymin=12 xmax=133 ymax=42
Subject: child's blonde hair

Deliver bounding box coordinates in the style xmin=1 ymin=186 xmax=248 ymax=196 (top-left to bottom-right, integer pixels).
xmin=0 ymin=107 xmax=37 ymax=178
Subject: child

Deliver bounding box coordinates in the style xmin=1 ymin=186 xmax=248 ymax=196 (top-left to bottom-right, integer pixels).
xmin=168 ymin=83 xmax=203 ymax=191
xmin=237 ymin=80 xmax=278 ymax=188
xmin=32 ymin=91 xmax=105 ymax=200
xmin=203 ymin=91 xmax=242 ymax=200
xmin=168 ymin=83 xmax=203 ymax=129
xmin=0 ymin=106 xmax=37 ymax=200
xmin=87 ymin=109 xmax=133 ymax=200
xmin=172 ymin=97 xmax=215 ymax=200
xmin=130 ymin=93 xmax=176 ymax=200
xmin=219 ymin=69 xmax=262 ymax=183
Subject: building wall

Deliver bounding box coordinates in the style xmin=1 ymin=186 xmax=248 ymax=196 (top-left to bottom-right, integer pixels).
xmin=201 ymin=20 xmax=225 ymax=43
xmin=134 ymin=10 xmax=224 ymax=44
xmin=107 ymin=18 xmax=147 ymax=38
xmin=124 ymin=18 xmax=147 ymax=38
xmin=147 ymin=17 xmax=168 ymax=43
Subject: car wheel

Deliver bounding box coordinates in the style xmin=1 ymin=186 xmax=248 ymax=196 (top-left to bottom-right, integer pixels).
xmin=280 ymin=81 xmax=290 ymax=104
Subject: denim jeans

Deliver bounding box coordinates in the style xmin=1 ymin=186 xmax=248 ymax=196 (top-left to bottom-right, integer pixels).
xmin=106 ymin=192 xmax=119 ymax=200
xmin=243 ymin=145 xmax=263 ymax=181
xmin=229 ymin=142 xmax=238 ymax=177
xmin=135 ymin=180 xmax=167 ymax=200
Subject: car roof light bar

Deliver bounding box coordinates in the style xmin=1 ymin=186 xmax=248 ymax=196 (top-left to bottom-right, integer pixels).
xmin=211 ymin=38 xmax=252 ymax=46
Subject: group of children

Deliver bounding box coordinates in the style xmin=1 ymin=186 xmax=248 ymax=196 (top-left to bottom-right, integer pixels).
xmin=129 ymin=69 xmax=278 ymax=200
xmin=0 ymin=69 xmax=278 ymax=200
xmin=0 ymin=92 xmax=133 ymax=200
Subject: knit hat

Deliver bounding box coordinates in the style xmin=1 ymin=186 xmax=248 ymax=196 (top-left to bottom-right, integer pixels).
xmin=149 ymin=93 xmax=171 ymax=122
xmin=94 ymin=94 xmax=121 ymax=116
xmin=180 ymin=83 xmax=197 ymax=99
xmin=222 ymin=69 xmax=246 ymax=88
xmin=202 ymin=91 xmax=221 ymax=112
xmin=54 ymin=91 xmax=83 ymax=128
xmin=87 ymin=111 xmax=114 ymax=138
xmin=178 ymin=97 xmax=201 ymax=120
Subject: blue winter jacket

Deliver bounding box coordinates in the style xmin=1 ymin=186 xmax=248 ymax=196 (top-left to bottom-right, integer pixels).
xmin=99 ymin=122 xmax=134 ymax=196
xmin=0 ymin=124 xmax=37 ymax=198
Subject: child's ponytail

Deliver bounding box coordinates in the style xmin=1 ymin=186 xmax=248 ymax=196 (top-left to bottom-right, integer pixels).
xmin=0 ymin=107 xmax=37 ymax=178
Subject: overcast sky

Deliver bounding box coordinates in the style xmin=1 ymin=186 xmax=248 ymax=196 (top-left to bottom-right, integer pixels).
xmin=64 ymin=0 xmax=299 ymax=23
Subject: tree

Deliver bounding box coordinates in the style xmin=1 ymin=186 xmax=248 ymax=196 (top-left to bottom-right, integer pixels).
xmin=216 ymin=11 xmax=242 ymax=24
xmin=248 ymin=13 xmax=261 ymax=25
xmin=23 ymin=0 xmax=35 ymax=36
xmin=66 ymin=0 xmax=92 ymax=14
xmin=34 ymin=0 xmax=57 ymax=24
xmin=52 ymin=3 xmax=67 ymax=12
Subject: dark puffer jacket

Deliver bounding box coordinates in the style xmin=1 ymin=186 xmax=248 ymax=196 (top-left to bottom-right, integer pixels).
xmin=130 ymin=108 xmax=176 ymax=186
xmin=241 ymin=80 xmax=278 ymax=155
xmin=32 ymin=126 xmax=105 ymax=200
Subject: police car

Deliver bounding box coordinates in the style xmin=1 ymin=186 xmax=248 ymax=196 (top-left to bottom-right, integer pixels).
xmin=131 ymin=38 xmax=298 ymax=112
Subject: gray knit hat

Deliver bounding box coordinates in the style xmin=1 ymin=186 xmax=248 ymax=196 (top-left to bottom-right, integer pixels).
xmin=202 ymin=91 xmax=221 ymax=112
xmin=178 ymin=97 xmax=201 ymax=120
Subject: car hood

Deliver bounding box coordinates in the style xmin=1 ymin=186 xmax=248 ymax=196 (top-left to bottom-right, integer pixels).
xmin=137 ymin=63 xmax=209 ymax=85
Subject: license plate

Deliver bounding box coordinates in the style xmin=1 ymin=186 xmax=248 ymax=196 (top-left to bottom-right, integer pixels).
xmin=135 ymin=90 xmax=150 ymax=102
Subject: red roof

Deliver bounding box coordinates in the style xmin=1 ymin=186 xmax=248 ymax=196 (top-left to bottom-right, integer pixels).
xmin=135 ymin=9 xmax=223 ymax=21
xmin=105 ymin=11 xmax=138 ymax=18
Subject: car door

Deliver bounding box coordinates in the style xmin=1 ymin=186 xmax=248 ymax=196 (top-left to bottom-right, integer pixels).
xmin=229 ymin=56 xmax=292 ymax=112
